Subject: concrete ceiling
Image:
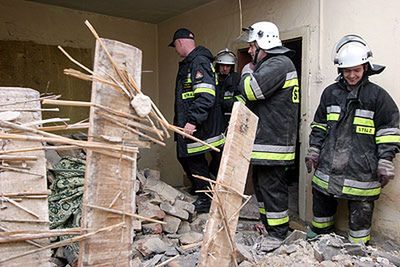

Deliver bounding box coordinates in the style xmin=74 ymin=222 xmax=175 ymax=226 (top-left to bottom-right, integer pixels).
xmin=27 ymin=0 xmax=216 ymax=24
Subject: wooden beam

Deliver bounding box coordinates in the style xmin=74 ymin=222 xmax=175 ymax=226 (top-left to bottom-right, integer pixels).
xmin=0 ymin=87 xmax=51 ymax=267
xmin=199 ymin=102 xmax=258 ymax=266
xmin=79 ymin=38 xmax=140 ymax=267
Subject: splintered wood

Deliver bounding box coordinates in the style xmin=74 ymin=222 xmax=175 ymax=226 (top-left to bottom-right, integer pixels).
xmin=199 ymin=102 xmax=258 ymax=267
xmin=78 ymin=39 xmax=140 ymax=266
xmin=0 ymin=87 xmax=51 ymax=267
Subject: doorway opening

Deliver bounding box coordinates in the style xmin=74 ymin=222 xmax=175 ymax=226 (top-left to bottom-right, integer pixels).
xmin=236 ymin=37 xmax=303 ymax=217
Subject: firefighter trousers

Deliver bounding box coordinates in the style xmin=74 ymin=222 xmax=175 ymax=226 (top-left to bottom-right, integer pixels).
xmin=253 ymin=165 xmax=289 ymax=239
xmin=311 ymin=188 xmax=374 ymax=244
xmin=178 ymin=154 xmax=212 ymax=195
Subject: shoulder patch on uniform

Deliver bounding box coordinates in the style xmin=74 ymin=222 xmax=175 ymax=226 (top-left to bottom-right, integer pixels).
xmin=195 ymin=70 xmax=204 ymax=80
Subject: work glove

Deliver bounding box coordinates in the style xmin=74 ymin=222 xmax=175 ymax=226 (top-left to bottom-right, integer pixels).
xmin=377 ymin=159 xmax=395 ymax=188
xmin=305 ymin=147 xmax=320 ymax=173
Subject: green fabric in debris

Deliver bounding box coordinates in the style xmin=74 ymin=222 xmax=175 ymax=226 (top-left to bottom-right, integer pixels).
xmin=48 ymin=156 xmax=85 ymax=261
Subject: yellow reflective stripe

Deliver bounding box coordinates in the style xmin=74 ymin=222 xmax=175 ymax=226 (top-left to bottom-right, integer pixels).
xmin=312 ymin=175 xmax=328 ymax=189
xmin=194 ymin=88 xmax=215 ymax=96
xmin=251 ymin=151 xmax=295 ymax=161
xmin=327 ymin=113 xmax=340 ymax=121
xmin=356 ymin=126 xmax=375 ymax=135
xmin=311 ymin=124 xmax=327 ymax=132
xmin=244 ymin=76 xmax=257 ymax=101
xmin=259 ymin=207 xmax=266 ymax=215
xmin=353 ymin=117 xmax=374 ymax=127
xmin=182 ymin=91 xmax=194 ymax=99
xmin=375 ymin=135 xmax=400 ymax=144
xmin=342 ymin=186 xmax=381 ymax=197
xmin=187 ymin=137 xmax=225 ymax=154
xmin=224 ymin=96 xmax=233 ymax=100
xmin=235 ymin=95 xmax=246 ymax=104
xmin=312 ymin=220 xmax=335 ymax=229
xmin=267 ymin=216 xmax=289 ymax=226
xmin=349 ymin=235 xmax=370 ymax=244
xmin=283 ymin=78 xmax=299 ymax=88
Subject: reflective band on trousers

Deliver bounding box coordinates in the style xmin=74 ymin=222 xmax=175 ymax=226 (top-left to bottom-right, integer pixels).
xmin=349 ymin=228 xmax=371 ymax=244
xmin=235 ymin=95 xmax=246 ymax=103
xmin=252 ymin=144 xmax=295 ymax=161
xmin=312 ymin=216 xmax=335 ymax=229
xmin=266 ymin=210 xmax=289 ymax=226
xmin=312 ymin=170 xmax=329 ymax=189
xmin=187 ymin=134 xmax=225 ymax=154
xmin=327 ymin=105 xmax=341 ymax=113
xmin=342 ymin=179 xmax=381 ymax=197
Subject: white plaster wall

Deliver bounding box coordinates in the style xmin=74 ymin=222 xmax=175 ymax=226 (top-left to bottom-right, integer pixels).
xmin=0 ymin=0 xmax=160 ymax=171
xmin=321 ymin=0 xmax=400 ymax=242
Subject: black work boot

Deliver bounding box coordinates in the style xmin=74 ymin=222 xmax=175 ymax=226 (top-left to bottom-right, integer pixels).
xmin=193 ymin=195 xmax=211 ymax=213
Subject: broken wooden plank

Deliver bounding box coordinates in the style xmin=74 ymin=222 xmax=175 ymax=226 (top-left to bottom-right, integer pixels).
xmin=0 ymin=87 xmax=51 ymax=267
xmin=199 ymin=102 xmax=258 ymax=266
xmin=79 ymin=38 xmax=141 ymax=267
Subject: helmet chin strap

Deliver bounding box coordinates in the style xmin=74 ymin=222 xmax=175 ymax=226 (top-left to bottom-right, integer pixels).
xmin=253 ymin=43 xmax=261 ymax=65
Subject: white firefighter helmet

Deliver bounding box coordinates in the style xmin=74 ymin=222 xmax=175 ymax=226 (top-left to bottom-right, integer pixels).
xmin=240 ymin=21 xmax=282 ymax=50
xmin=333 ymin=34 xmax=373 ymax=68
xmin=215 ymin=48 xmax=236 ymax=65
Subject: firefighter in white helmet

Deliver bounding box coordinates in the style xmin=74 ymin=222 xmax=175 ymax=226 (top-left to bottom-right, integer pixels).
xmin=306 ymin=34 xmax=400 ymax=244
xmin=238 ymin=22 xmax=300 ymax=246
xmin=214 ymin=49 xmax=245 ymax=128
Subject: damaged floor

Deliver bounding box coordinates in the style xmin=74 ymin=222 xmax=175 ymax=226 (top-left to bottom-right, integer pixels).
xmin=45 ymin=147 xmax=400 ymax=267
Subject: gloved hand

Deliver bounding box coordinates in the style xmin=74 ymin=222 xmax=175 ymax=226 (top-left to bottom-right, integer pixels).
xmin=377 ymin=159 xmax=395 ymax=188
xmin=305 ymin=147 xmax=320 ymax=173
xmin=241 ymin=63 xmax=256 ymax=76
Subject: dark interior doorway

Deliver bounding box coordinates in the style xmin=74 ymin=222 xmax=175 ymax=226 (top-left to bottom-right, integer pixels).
xmin=236 ymin=37 xmax=303 ymax=216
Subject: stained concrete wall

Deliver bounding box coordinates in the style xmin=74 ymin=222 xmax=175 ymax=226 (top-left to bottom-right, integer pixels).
xmin=0 ymin=0 xmax=159 ymax=170
xmin=158 ymin=0 xmax=400 ymax=242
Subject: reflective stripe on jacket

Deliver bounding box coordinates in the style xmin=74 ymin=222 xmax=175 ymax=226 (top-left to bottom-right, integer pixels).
xmin=309 ymin=76 xmax=400 ymax=200
xmin=174 ymin=46 xmax=225 ymax=157
xmin=239 ymin=53 xmax=300 ymax=166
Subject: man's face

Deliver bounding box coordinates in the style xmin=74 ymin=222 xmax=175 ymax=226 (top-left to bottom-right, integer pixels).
xmin=342 ymin=64 xmax=366 ymax=86
xmin=247 ymin=42 xmax=258 ymax=61
xmin=218 ymin=64 xmax=232 ymax=75
xmin=174 ymin=39 xmax=186 ymax=58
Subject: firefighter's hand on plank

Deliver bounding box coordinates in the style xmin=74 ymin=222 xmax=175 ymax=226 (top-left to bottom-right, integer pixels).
xmin=183 ymin=122 xmax=196 ymax=136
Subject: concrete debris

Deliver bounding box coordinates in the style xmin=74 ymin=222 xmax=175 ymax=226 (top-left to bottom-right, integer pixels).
xmin=134 ymin=236 xmax=168 ymax=257
xmin=160 ymin=202 xmax=189 ymax=220
xmin=179 ymin=232 xmax=203 ymax=245
xmin=163 ymin=215 xmax=181 ymax=234
xmin=144 ymin=176 xmax=185 ymax=204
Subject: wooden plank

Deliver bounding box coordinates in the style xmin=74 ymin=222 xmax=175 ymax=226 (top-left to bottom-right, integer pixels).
xmin=199 ymin=102 xmax=258 ymax=266
xmin=79 ymin=39 xmax=141 ymax=266
xmin=0 ymin=87 xmax=51 ymax=267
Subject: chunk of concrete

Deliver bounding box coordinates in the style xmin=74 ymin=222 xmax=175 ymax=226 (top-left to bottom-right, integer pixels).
xmin=142 ymin=223 xmax=163 ymax=235
xmin=143 ymin=168 xmax=161 ymax=180
xmin=178 ymin=221 xmax=191 ymax=234
xmin=179 ymin=231 xmax=203 ymax=245
xmin=144 ymin=177 xmax=185 ymax=204
xmin=160 ymin=202 xmax=189 ymax=220
xmin=283 ymin=230 xmax=307 ymax=245
xmin=163 ymin=215 xmax=182 ymax=234
xmin=134 ymin=237 xmax=168 ymax=257
xmin=174 ymin=199 xmax=195 ymax=214
xmin=138 ymin=201 xmax=166 ymax=220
